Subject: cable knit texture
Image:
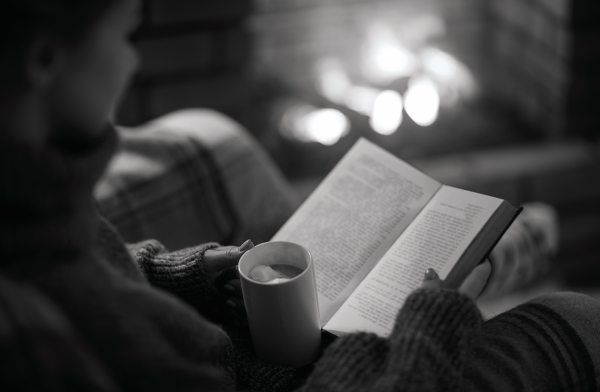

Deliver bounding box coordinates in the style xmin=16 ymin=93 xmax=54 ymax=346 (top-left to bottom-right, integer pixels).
xmin=127 ymin=239 xmax=220 ymax=305
xmin=0 ymin=128 xmax=234 ymax=391
xmin=301 ymin=289 xmax=481 ymax=392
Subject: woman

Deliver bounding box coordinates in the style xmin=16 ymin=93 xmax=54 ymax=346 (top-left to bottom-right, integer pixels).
xmin=1 ymin=0 xmax=598 ymax=391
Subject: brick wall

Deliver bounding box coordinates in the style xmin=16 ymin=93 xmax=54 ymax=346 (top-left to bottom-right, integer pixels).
xmin=116 ymin=0 xmax=253 ymax=126
xmin=487 ymin=0 xmax=600 ymax=138
xmin=250 ymin=0 xmax=487 ymax=95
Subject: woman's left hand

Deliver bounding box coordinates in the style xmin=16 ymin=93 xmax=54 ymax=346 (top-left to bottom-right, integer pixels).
xmin=203 ymin=239 xmax=254 ymax=309
xmin=421 ymin=259 xmax=492 ymax=300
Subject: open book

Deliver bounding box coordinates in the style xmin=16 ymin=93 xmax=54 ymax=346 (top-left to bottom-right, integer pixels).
xmin=272 ymin=138 xmax=521 ymax=337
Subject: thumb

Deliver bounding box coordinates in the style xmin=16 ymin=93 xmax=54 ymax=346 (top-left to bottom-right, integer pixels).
xmin=421 ymin=268 xmax=442 ymax=289
xmin=204 ymin=240 xmax=254 ymax=274
xmin=459 ymin=260 xmax=492 ymax=300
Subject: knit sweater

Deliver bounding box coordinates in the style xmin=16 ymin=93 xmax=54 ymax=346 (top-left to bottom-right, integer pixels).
xmin=1 ymin=126 xmax=598 ymax=392
xmin=0 ymin=127 xmax=236 ymax=390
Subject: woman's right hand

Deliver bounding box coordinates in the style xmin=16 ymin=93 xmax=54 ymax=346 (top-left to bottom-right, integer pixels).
xmin=421 ymin=259 xmax=492 ymax=300
xmin=203 ymin=239 xmax=254 ymax=310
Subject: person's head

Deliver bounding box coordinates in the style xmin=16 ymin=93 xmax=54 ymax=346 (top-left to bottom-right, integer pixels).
xmin=0 ymin=0 xmax=140 ymax=145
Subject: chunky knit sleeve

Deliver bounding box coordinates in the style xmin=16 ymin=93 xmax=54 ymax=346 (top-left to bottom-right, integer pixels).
xmin=0 ymin=276 xmax=119 ymax=392
xmin=304 ymin=288 xmax=482 ymax=392
xmin=126 ymin=240 xmax=221 ymax=310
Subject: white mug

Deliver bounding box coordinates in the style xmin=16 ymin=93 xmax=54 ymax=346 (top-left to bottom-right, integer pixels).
xmin=239 ymin=241 xmax=321 ymax=367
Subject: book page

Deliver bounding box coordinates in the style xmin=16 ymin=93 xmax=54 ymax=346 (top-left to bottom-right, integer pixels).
xmin=272 ymin=139 xmax=441 ymax=325
xmin=324 ymin=186 xmax=503 ymax=336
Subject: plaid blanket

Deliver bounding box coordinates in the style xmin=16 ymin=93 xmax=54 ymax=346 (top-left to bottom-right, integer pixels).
xmin=95 ymin=109 xmax=299 ymax=251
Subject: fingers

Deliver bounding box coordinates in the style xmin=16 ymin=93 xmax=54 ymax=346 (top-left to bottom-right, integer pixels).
xmin=219 ymin=266 xmax=239 ymax=283
xmin=459 ymin=259 xmax=492 ymax=300
xmin=420 ymin=261 xmax=492 ymax=301
xmin=223 ymin=280 xmax=245 ymax=313
xmin=223 ymin=279 xmax=242 ymax=297
xmin=225 ymin=296 xmax=245 ymax=312
xmin=421 ymin=268 xmax=442 ymax=289
xmin=204 ymin=240 xmax=254 ymax=276
xmin=204 ymin=239 xmax=250 ymax=312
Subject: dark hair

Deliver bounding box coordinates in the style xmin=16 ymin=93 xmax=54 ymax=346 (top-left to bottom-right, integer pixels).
xmin=1 ymin=0 xmax=118 ymax=74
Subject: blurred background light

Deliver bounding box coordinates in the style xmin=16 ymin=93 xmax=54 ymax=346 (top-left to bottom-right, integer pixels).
xmin=344 ymin=86 xmax=381 ymax=116
xmin=420 ymin=48 xmax=476 ymax=103
xmin=305 ymin=108 xmax=350 ymax=145
xmin=316 ymin=57 xmax=352 ymax=104
xmin=404 ymin=76 xmax=440 ymax=126
xmin=369 ymin=90 xmax=403 ymax=135
xmin=361 ymin=22 xmax=417 ymax=85
xmin=400 ymin=14 xmax=446 ymax=47
xmin=280 ymin=104 xmax=350 ymax=146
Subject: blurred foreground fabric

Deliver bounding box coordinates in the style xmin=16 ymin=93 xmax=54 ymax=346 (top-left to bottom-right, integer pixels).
xmin=485 ymin=202 xmax=559 ymax=296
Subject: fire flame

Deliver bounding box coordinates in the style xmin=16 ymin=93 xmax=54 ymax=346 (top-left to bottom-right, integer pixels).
xmin=361 ymin=22 xmax=418 ymax=85
xmin=280 ymin=104 xmax=350 ymax=146
xmin=370 ymin=90 xmax=403 ymax=135
xmin=284 ymin=18 xmax=478 ymax=145
xmin=404 ymin=76 xmax=440 ymax=127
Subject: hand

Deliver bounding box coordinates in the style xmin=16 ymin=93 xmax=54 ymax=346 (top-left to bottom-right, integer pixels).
xmin=421 ymin=259 xmax=492 ymax=300
xmin=203 ymin=239 xmax=254 ymax=309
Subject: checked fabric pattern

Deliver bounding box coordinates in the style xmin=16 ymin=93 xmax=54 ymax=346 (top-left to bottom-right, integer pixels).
xmin=95 ymin=109 xmax=299 ymax=251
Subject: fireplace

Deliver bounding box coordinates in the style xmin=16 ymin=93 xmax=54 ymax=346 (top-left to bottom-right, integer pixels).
xmin=241 ymin=0 xmax=599 ymax=178
xmin=116 ymin=0 xmax=599 ymax=179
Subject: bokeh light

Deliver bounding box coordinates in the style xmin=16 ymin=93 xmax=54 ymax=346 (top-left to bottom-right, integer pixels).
xmin=316 ymin=57 xmax=352 ymax=104
xmin=421 ymin=48 xmax=476 ymax=103
xmin=361 ymin=22 xmax=417 ymax=85
xmin=304 ymin=108 xmax=350 ymax=145
xmin=344 ymin=86 xmax=381 ymax=116
xmin=369 ymin=90 xmax=403 ymax=135
xmin=404 ymin=77 xmax=440 ymax=126
xmin=280 ymin=104 xmax=350 ymax=146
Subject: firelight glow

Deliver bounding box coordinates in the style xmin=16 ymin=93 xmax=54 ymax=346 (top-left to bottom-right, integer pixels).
xmin=401 ymin=14 xmax=446 ymax=47
xmin=303 ymin=108 xmax=350 ymax=146
xmin=374 ymin=44 xmax=415 ymax=77
xmin=316 ymin=57 xmax=351 ymax=104
xmin=280 ymin=105 xmax=350 ymax=146
xmin=421 ymin=48 xmax=476 ymax=99
xmin=404 ymin=77 xmax=440 ymax=126
xmin=344 ymin=86 xmax=380 ymax=116
xmin=362 ymin=23 xmax=417 ymax=85
xmin=369 ymin=90 xmax=403 ymax=135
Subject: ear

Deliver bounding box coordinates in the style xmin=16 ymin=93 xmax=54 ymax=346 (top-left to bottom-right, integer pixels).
xmin=24 ymin=32 xmax=65 ymax=90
